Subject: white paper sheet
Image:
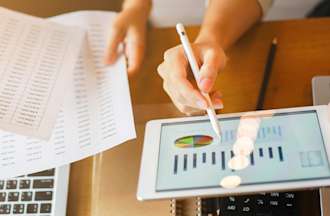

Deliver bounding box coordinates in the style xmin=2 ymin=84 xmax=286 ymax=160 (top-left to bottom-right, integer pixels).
xmin=0 ymin=11 xmax=136 ymax=178
xmin=0 ymin=7 xmax=84 ymax=140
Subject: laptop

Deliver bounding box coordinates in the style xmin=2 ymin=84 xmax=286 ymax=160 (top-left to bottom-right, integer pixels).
xmin=0 ymin=166 xmax=69 ymax=215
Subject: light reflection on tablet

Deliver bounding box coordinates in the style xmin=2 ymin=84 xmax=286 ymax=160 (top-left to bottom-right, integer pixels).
xmin=221 ymin=113 xmax=270 ymax=188
xmin=220 ymin=175 xmax=242 ymax=189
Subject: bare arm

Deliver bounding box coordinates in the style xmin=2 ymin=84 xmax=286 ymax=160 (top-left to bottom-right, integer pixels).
xmin=197 ymin=0 xmax=262 ymax=49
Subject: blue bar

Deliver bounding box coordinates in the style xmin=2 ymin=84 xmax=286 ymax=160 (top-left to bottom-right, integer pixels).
xmin=202 ymin=152 xmax=206 ymax=163
xmin=224 ymin=131 xmax=228 ymax=142
xmin=272 ymin=126 xmax=277 ymax=135
xmin=259 ymin=148 xmax=263 ymax=157
xmin=267 ymin=127 xmax=271 ymax=134
xmin=221 ymin=151 xmax=225 ymax=170
xmin=230 ymin=130 xmax=234 ymax=141
xmin=193 ymin=153 xmax=197 ymax=168
xmin=250 ymin=153 xmax=255 ymax=165
xmin=278 ymin=146 xmax=284 ymax=161
xmin=212 ymin=152 xmax=216 ymax=164
xmin=262 ymin=127 xmax=266 ymax=139
xmin=278 ymin=126 xmax=282 ymax=137
xmin=268 ymin=147 xmax=273 ymax=158
xmin=184 ymin=154 xmax=188 ymax=171
xmin=174 ymin=155 xmax=178 ymax=174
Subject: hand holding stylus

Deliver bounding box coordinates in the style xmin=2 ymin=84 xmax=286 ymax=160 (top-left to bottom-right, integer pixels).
xmin=157 ymin=27 xmax=226 ymax=116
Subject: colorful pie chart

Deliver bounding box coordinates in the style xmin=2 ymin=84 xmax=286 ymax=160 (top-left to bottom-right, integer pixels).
xmin=175 ymin=135 xmax=213 ymax=148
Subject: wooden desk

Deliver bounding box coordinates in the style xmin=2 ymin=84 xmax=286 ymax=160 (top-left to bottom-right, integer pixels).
xmin=67 ymin=18 xmax=330 ymax=215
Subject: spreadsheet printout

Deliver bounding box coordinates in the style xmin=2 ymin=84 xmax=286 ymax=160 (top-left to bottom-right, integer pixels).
xmin=0 ymin=7 xmax=83 ymax=139
xmin=0 ymin=11 xmax=136 ymax=178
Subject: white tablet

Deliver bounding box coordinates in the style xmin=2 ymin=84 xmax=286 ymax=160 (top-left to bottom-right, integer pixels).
xmin=137 ymin=105 xmax=330 ymax=201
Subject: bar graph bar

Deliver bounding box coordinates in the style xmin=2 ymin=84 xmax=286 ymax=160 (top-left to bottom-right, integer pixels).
xmin=183 ymin=154 xmax=187 ymax=171
xmin=202 ymin=152 xmax=206 ymax=163
xmin=259 ymin=148 xmax=263 ymax=157
xmin=174 ymin=155 xmax=178 ymax=174
xmin=221 ymin=151 xmax=225 ymax=170
xmin=250 ymin=153 xmax=255 ymax=165
xmin=269 ymin=147 xmax=273 ymax=158
xmin=193 ymin=153 xmax=197 ymax=168
xmin=278 ymin=146 xmax=283 ymax=161
xmin=212 ymin=152 xmax=216 ymax=165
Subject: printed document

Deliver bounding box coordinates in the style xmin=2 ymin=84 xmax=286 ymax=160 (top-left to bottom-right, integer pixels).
xmin=0 ymin=11 xmax=136 ymax=178
xmin=0 ymin=7 xmax=83 ymax=139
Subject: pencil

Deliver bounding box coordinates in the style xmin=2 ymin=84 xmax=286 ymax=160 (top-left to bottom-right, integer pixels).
xmin=176 ymin=23 xmax=222 ymax=138
xmin=256 ymin=38 xmax=278 ymax=110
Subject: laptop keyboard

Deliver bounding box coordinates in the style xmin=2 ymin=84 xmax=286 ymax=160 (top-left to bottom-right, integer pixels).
xmin=0 ymin=169 xmax=55 ymax=215
xmin=201 ymin=192 xmax=296 ymax=216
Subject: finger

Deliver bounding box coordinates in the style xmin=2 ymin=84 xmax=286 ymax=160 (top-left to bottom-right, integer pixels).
xmin=171 ymin=77 xmax=208 ymax=110
xmin=163 ymin=46 xmax=189 ymax=77
xmin=125 ymin=29 xmax=145 ymax=76
xmin=198 ymin=48 xmax=226 ymax=93
xmin=210 ymin=91 xmax=224 ymax=110
xmin=169 ymin=92 xmax=204 ymax=116
xmin=104 ymin=20 xmax=127 ymax=65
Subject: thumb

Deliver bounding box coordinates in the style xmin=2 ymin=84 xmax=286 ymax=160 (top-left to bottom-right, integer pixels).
xmin=198 ymin=48 xmax=226 ymax=93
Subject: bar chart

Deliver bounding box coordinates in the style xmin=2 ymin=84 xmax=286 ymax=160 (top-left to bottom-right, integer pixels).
xmin=221 ymin=125 xmax=283 ymax=144
xmin=172 ymin=146 xmax=284 ymax=175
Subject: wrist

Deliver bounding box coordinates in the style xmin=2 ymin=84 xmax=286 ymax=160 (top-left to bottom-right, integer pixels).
xmin=195 ymin=26 xmax=228 ymax=49
xmin=123 ymin=0 xmax=152 ymax=18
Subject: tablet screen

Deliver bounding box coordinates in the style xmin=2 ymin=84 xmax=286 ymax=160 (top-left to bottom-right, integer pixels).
xmin=156 ymin=110 xmax=330 ymax=191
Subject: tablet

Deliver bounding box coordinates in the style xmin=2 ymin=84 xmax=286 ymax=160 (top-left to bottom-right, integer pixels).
xmin=137 ymin=105 xmax=330 ymax=200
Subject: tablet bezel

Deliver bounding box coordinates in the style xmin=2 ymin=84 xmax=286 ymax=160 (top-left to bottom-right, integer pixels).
xmin=137 ymin=105 xmax=330 ymax=201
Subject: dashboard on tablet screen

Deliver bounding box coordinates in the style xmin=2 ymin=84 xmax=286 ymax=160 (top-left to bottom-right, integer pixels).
xmin=156 ymin=110 xmax=330 ymax=191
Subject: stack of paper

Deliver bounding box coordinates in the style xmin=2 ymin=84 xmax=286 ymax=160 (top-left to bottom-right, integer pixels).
xmin=0 ymin=9 xmax=136 ymax=178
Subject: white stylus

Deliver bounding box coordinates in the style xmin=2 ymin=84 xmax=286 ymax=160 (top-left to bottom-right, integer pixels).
xmin=176 ymin=23 xmax=222 ymax=138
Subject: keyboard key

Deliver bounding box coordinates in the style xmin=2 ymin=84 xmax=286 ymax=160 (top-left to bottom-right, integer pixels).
xmin=28 ymin=169 xmax=55 ymax=177
xmin=35 ymin=191 xmax=52 ymax=201
xmin=8 ymin=192 xmax=19 ymax=202
xmin=224 ymin=204 xmax=238 ymax=212
xmin=270 ymin=192 xmax=280 ymax=198
xmin=0 ymin=193 xmax=5 ymax=202
xmin=21 ymin=192 xmax=32 ymax=201
xmin=0 ymin=181 xmax=4 ymax=190
xmin=6 ymin=180 xmax=17 ymax=189
xmin=33 ymin=179 xmax=54 ymax=189
xmin=26 ymin=204 xmax=38 ymax=214
xmin=0 ymin=204 xmax=11 ymax=214
xmin=284 ymin=192 xmax=295 ymax=199
xmin=241 ymin=197 xmax=253 ymax=214
xmin=13 ymin=204 xmax=24 ymax=214
xmin=40 ymin=203 xmax=52 ymax=213
xmin=19 ymin=180 xmax=31 ymax=189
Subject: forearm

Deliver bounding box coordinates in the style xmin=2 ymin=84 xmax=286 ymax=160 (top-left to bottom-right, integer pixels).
xmin=196 ymin=0 xmax=262 ymax=50
xmin=122 ymin=0 xmax=152 ymax=20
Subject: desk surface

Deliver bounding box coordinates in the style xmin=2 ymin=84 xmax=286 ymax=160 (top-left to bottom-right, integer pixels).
xmin=67 ymin=18 xmax=330 ymax=216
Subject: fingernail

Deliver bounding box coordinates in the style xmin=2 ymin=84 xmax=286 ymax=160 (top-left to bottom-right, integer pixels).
xmin=213 ymin=98 xmax=224 ymax=110
xmin=199 ymin=78 xmax=212 ymax=92
xmin=196 ymin=100 xmax=207 ymax=109
xmin=214 ymin=103 xmax=224 ymax=110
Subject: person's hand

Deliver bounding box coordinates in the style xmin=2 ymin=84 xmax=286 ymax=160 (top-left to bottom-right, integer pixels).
xmin=157 ymin=41 xmax=227 ymax=115
xmin=104 ymin=2 xmax=150 ymax=76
